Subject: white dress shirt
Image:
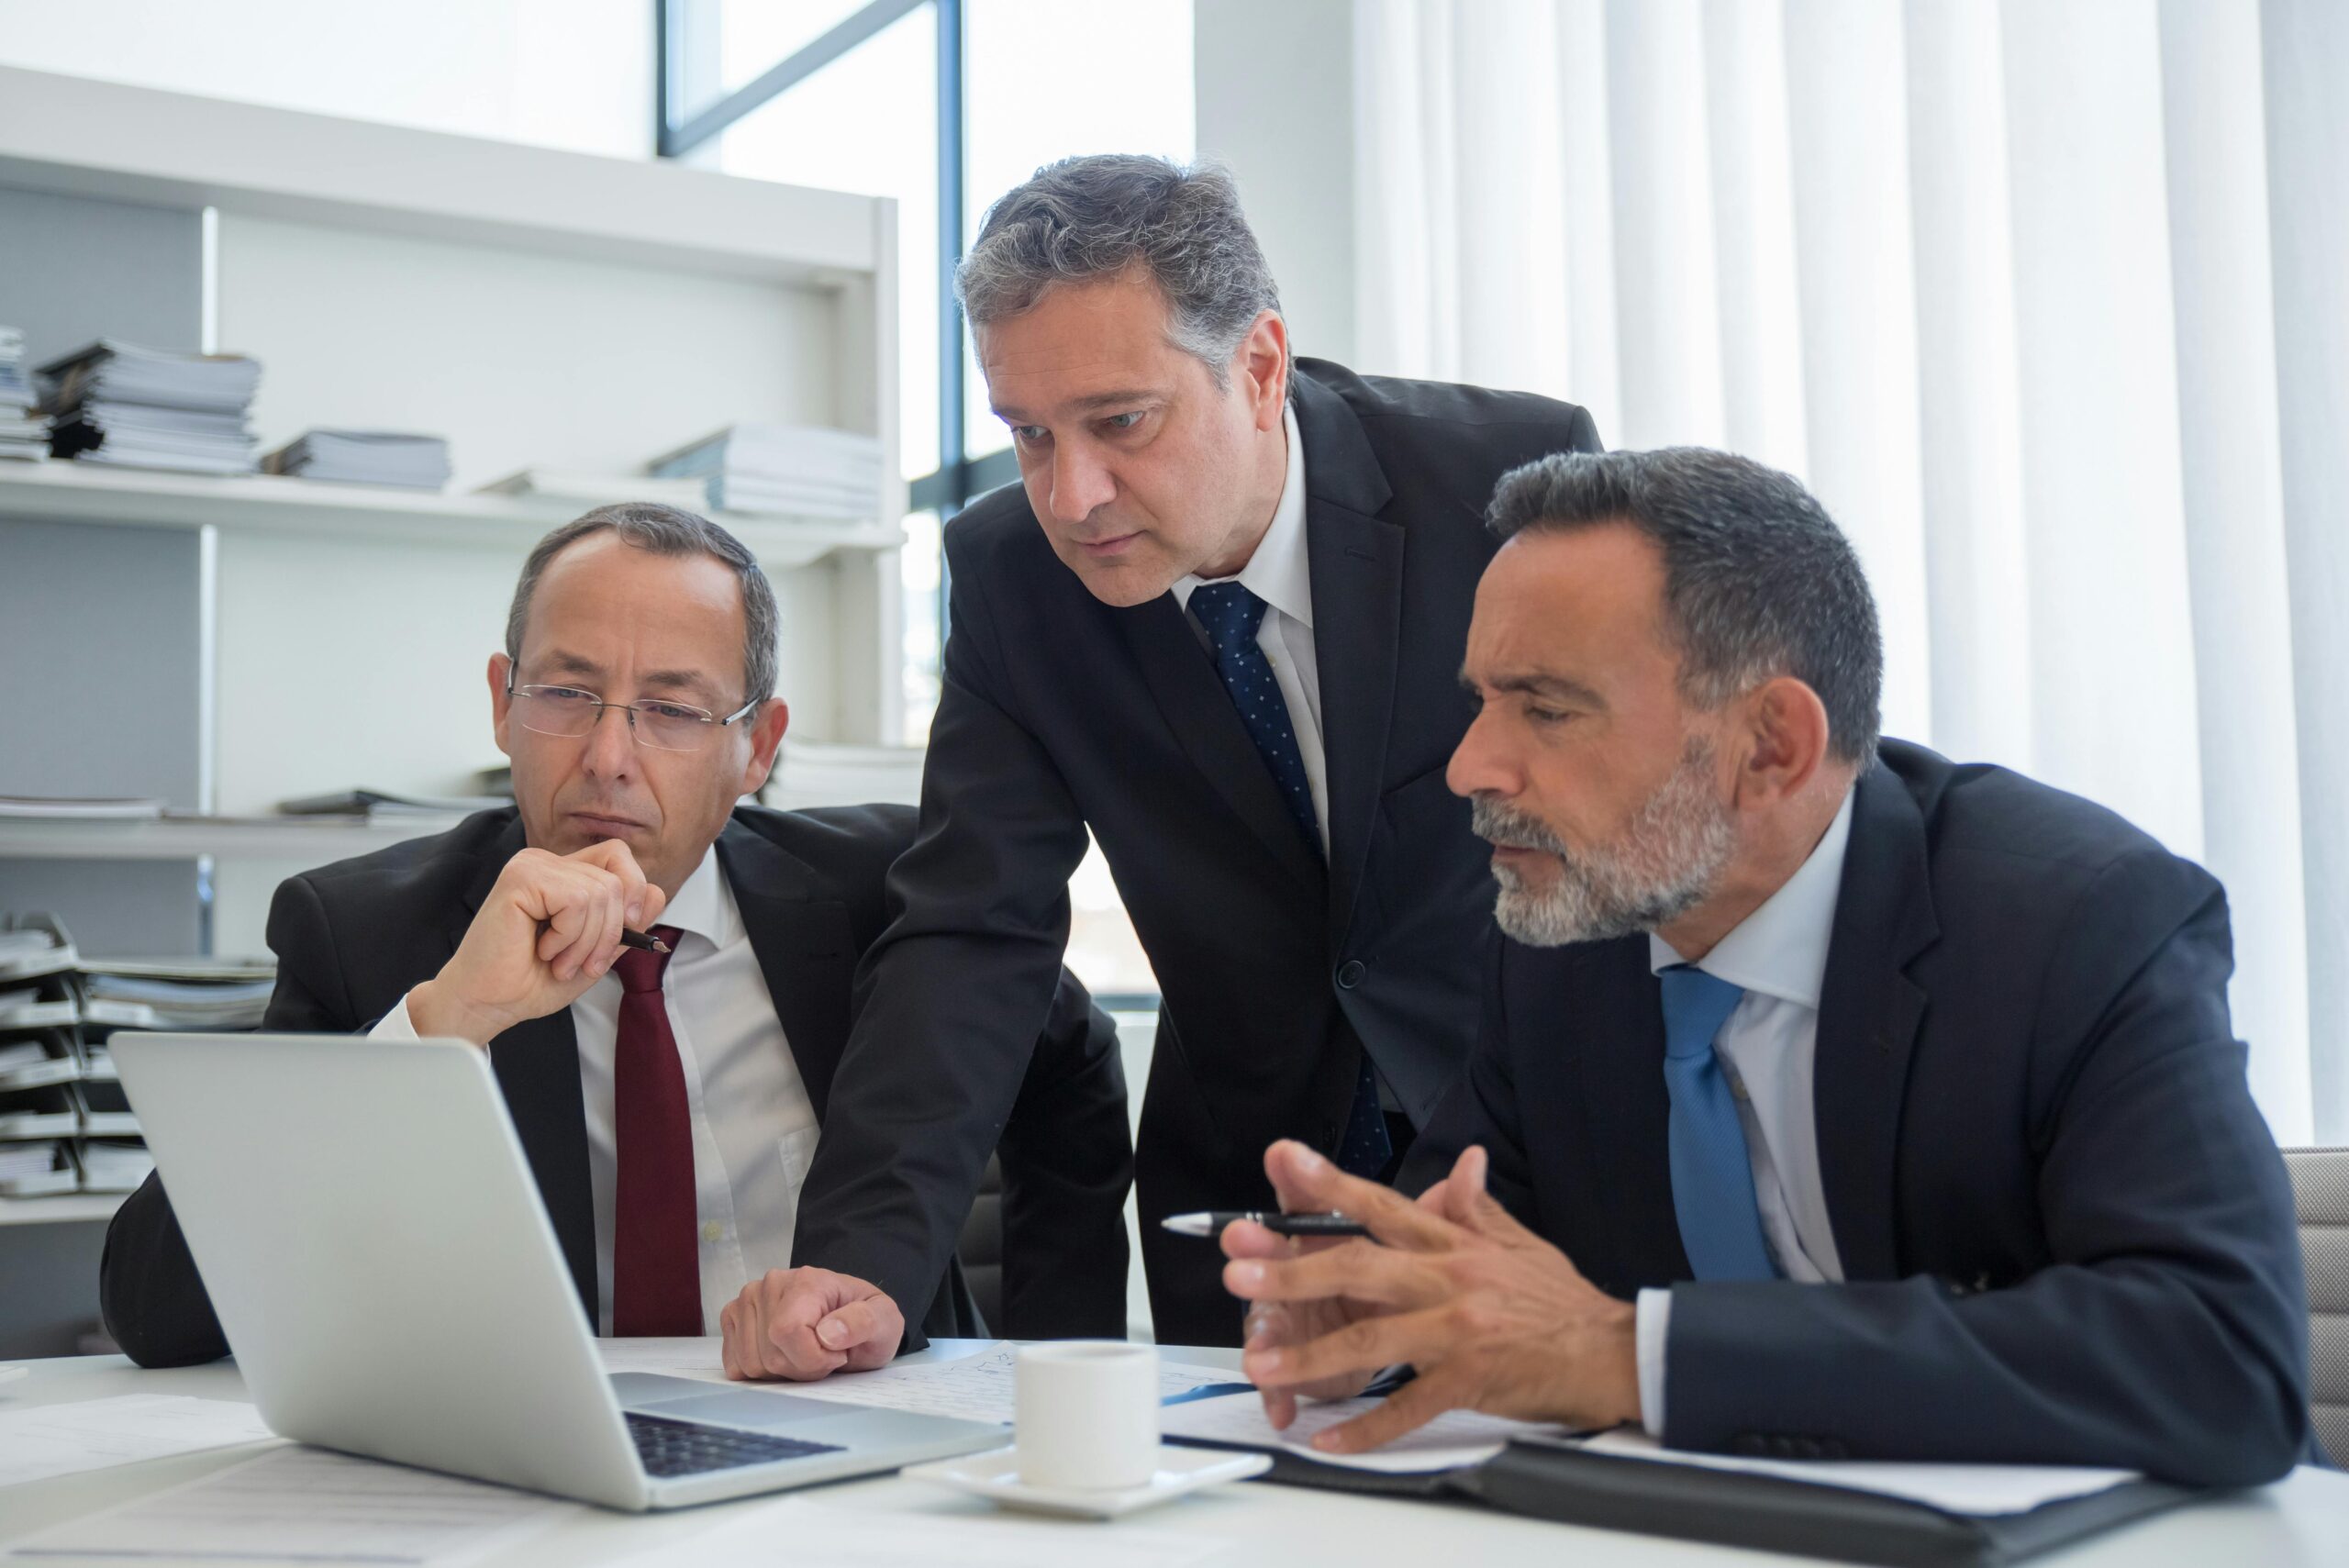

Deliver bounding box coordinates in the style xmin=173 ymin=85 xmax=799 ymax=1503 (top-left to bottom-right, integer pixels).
xmin=373 ymin=848 xmax=819 ymax=1334
xmin=1633 ymin=789 xmax=1856 ymax=1436
xmin=1171 ymin=403 xmax=1328 ymax=853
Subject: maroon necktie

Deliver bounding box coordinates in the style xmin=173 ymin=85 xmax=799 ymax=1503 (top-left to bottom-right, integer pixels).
xmin=610 ymin=926 xmax=702 ymax=1337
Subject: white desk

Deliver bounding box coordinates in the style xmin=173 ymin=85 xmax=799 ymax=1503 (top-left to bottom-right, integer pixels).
xmin=2 ymin=1344 xmax=2343 ymax=1565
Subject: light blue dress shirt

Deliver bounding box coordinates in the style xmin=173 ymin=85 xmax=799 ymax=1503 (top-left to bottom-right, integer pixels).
xmin=1633 ymin=790 xmax=1856 ymax=1437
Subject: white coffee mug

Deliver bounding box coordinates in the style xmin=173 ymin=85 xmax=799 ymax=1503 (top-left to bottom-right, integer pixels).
xmin=1014 ymin=1340 xmax=1160 ymax=1489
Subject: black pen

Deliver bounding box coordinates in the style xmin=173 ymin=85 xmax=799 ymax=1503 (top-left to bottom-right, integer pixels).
xmin=536 ymin=921 xmax=671 ymax=955
xmin=1160 ymin=1210 xmax=1372 ymax=1239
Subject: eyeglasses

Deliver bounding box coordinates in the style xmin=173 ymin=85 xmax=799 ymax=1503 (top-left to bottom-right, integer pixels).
xmin=505 ymin=683 xmax=758 ymax=753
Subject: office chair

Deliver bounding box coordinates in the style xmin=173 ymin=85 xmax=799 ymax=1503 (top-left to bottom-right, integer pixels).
xmin=2284 ymin=1145 xmax=2348 ymax=1465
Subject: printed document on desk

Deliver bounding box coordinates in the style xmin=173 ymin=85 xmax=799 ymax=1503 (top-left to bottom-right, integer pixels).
xmin=596 ymin=1339 xmax=1243 ymax=1425
xmin=3 ymin=1446 xmax=577 ymax=1566
xmin=0 ymin=1394 xmax=276 ymax=1489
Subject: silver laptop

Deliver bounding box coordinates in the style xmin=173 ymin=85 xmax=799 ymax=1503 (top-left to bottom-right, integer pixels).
xmin=111 ymin=1031 xmax=1003 ymax=1511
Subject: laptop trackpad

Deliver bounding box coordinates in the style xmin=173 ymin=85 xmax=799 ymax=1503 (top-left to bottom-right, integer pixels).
xmin=618 ymin=1378 xmax=859 ymax=1432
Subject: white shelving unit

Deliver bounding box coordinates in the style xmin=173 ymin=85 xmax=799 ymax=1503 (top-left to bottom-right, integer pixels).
xmin=0 ymin=68 xmax=917 ymax=1343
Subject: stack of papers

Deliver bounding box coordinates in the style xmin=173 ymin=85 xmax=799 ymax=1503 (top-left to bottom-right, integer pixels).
xmin=0 ymin=926 xmax=78 ymax=983
xmin=81 ymin=971 xmax=275 ymax=1030
xmin=0 ymin=1141 xmax=76 ymax=1197
xmin=649 ymin=424 xmax=885 ymax=518
xmin=263 ymin=428 xmax=451 ymax=490
xmin=0 ymin=793 xmax=163 ymax=819
xmin=0 ymin=326 xmax=45 ymax=461
xmin=75 ymin=1139 xmax=156 ymax=1193
xmin=39 ymin=339 xmax=262 ymax=475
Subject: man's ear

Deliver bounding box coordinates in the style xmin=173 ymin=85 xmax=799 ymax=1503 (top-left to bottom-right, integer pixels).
xmin=488 ymin=652 xmax=515 ymax=759
xmin=1235 ymin=309 xmax=1289 ymax=432
xmin=738 ymin=699 xmax=790 ymax=797
xmin=1735 ymin=676 xmax=1831 ymax=809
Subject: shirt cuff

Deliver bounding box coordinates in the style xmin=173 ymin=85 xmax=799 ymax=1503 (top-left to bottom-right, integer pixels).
xmin=370 ymin=993 xmax=422 ymax=1041
xmin=1635 ymin=1287 xmax=1672 ymax=1439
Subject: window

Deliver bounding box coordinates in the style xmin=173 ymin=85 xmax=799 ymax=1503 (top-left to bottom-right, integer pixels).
xmin=659 ymin=0 xmax=1186 ymax=999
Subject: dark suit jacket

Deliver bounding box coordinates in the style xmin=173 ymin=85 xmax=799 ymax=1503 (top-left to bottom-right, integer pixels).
xmin=1401 ymin=740 xmax=2314 ymax=1486
xmin=794 ymin=360 xmax=1603 ymax=1346
xmin=99 ymin=804 xmax=1132 ymax=1368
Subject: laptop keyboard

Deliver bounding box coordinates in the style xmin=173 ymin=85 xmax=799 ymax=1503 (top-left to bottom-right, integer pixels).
xmin=625 ymin=1410 xmax=846 ymax=1477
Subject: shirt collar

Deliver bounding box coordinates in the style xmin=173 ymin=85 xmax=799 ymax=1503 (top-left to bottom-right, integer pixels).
xmin=1171 ymin=402 xmax=1312 ymax=628
xmin=1648 ymin=789 xmax=1855 ymax=1010
xmin=654 ymin=842 xmax=740 ymax=952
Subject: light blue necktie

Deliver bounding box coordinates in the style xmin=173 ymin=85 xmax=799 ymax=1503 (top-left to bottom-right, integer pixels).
xmin=1657 ymin=964 xmax=1778 ymax=1281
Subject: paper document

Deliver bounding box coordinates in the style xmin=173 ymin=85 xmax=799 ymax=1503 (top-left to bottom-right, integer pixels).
xmin=4 ymin=1445 xmax=577 ymax=1565
xmin=598 ymin=1339 xmax=1241 ymax=1426
xmin=598 ymin=1497 xmax=1224 ymax=1568
xmin=1574 ymin=1430 xmax=2139 ymax=1515
xmin=1159 ymin=1387 xmax=1564 ymax=1473
xmin=0 ymin=1394 xmax=276 ymax=1489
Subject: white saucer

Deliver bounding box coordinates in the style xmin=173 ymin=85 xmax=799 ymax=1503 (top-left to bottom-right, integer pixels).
xmin=901 ymin=1443 xmax=1273 ymax=1518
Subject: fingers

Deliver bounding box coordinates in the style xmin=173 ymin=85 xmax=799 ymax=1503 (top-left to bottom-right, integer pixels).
xmin=1246 ymin=1306 xmax=1300 ymax=1429
xmin=720 ymin=1270 xmax=850 ymax=1382
xmin=1245 ymin=1306 xmax=1449 ymax=1393
xmin=515 ymin=851 xmax=630 ymax=982
xmin=1309 ymin=1370 xmax=1460 ymax=1455
xmin=816 ymin=1289 xmax=904 ymax=1373
xmin=572 ymin=839 xmax=653 ymax=931
xmin=1264 ymin=1140 xmax=1461 ymax=1253
xmin=1224 ymin=1239 xmax=1447 ymax=1312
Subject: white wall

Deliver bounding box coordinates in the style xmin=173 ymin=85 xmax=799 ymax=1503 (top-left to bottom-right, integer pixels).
xmin=0 ymin=0 xmax=651 ymax=160
xmin=1193 ymin=0 xmax=1358 ymax=367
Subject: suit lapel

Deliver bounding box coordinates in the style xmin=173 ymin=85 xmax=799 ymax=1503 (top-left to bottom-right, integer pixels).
xmin=1297 ymin=375 xmax=1404 ymax=934
xmin=714 ymin=820 xmax=856 ymax=1122
xmin=1565 ymin=940 xmax=1694 ymax=1291
xmin=1115 ymin=595 xmax=1324 ymax=897
xmin=457 ymin=817 xmax=596 ymax=1319
xmin=1812 ymin=765 xmax=1940 ymax=1281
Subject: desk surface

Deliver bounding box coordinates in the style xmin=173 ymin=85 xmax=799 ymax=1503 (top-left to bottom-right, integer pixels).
xmin=2 ymin=1344 xmax=2343 ymax=1565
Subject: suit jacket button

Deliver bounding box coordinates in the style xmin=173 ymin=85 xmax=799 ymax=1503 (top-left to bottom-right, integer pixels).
xmin=1335 ymin=960 xmax=1366 ymax=990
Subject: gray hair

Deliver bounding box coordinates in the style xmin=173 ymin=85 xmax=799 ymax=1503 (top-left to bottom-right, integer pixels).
xmin=1486 ymin=449 xmax=1883 ymax=767
xmin=957 ymin=154 xmax=1283 ymax=388
xmin=506 ymin=503 xmax=779 ymax=707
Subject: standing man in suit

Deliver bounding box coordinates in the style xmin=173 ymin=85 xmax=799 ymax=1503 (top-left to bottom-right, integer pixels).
xmin=100 ymin=504 xmax=1130 ymax=1373
xmin=1219 ymin=448 xmax=2314 ymax=1485
xmin=733 ymin=154 xmax=1603 ymax=1357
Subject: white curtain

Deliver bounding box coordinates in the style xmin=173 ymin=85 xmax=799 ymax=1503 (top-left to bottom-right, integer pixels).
xmin=1353 ymin=0 xmax=2349 ymax=1142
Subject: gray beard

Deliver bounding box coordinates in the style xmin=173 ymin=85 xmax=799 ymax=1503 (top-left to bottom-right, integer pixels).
xmin=1472 ymin=740 xmax=1734 ymax=947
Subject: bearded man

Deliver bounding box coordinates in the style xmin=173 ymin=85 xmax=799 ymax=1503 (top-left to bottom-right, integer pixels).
xmin=1214 ymin=446 xmax=2319 ymax=1485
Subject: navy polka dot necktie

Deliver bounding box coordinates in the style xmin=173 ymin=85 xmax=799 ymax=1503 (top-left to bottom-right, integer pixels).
xmin=1188 ymin=581 xmax=1391 ymax=1176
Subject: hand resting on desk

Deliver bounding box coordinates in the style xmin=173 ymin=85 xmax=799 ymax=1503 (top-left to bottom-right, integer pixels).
xmin=1222 ymin=1139 xmax=1641 ymax=1455
xmin=719 ymin=1266 xmax=905 ymax=1382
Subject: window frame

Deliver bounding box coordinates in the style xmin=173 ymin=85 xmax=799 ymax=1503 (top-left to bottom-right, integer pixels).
xmin=655 ymin=0 xmax=1019 ymax=551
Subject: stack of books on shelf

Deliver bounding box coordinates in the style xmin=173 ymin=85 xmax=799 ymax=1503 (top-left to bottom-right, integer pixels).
xmin=39 ymin=339 xmax=262 ymax=475
xmin=0 ymin=327 xmax=45 ymax=462
xmin=262 ymin=428 xmax=451 ymax=490
xmin=648 ymin=424 xmax=885 ymax=519
xmin=0 ymin=917 xmax=275 ymax=1201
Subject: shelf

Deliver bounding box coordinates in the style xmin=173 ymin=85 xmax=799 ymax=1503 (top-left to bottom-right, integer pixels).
xmin=0 ymin=1191 xmax=128 ymax=1227
xmin=0 ymin=64 xmax=883 ymax=284
xmin=0 ymin=816 xmax=464 ymax=862
xmin=0 ymin=462 xmax=904 ymax=566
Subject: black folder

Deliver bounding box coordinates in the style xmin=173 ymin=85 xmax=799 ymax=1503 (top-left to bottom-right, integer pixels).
xmin=1188 ymin=1437 xmax=2198 ymax=1565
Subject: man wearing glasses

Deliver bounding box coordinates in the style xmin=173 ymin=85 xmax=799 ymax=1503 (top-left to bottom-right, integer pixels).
xmin=100 ymin=504 xmax=1131 ymax=1375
